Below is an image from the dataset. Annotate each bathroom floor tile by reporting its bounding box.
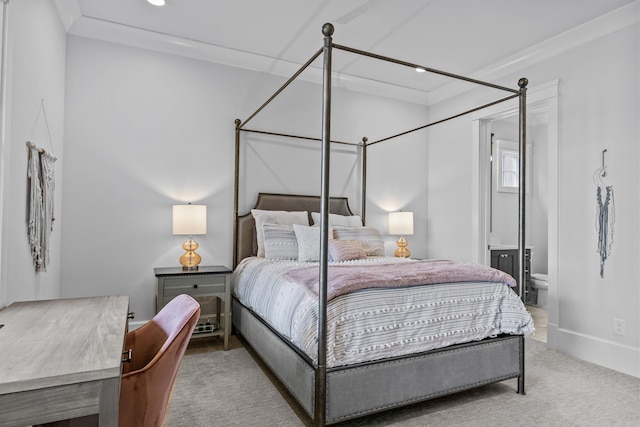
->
[526,304,547,343]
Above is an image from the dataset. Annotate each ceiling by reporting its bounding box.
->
[57,0,637,104]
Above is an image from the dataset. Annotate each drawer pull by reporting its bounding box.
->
[122,349,132,363]
[127,311,135,319]
[193,284,198,289]
[500,254,509,258]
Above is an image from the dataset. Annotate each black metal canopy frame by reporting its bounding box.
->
[233,22,528,426]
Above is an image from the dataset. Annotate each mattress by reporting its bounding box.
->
[232,256,534,368]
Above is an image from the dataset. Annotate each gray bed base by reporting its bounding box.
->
[233,297,524,424]
[232,193,525,424]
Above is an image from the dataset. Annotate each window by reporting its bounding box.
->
[501,149,519,189]
[496,139,531,194]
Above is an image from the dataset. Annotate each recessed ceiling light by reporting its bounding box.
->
[147,0,166,6]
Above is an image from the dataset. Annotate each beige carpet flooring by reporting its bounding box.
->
[165,331,639,427]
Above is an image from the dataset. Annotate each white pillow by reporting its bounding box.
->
[332,226,385,256]
[293,224,333,262]
[311,212,363,227]
[328,240,367,262]
[252,209,308,257]
[262,224,298,260]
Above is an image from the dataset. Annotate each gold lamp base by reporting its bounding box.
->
[394,236,411,258]
[179,237,201,270]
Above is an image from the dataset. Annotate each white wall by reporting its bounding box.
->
[424,110,478,262]
[0,0,66,307]
[427,23,639,377]
[528,118,549,274]
[489,119,523,248]
[548,23,639,378]
[62,35,428,323]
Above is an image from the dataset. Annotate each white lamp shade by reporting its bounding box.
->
[388,211,414,235]
[172,204,207,235]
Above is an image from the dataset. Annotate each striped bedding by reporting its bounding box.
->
[232,256,534,368]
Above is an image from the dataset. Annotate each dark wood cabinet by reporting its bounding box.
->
[490,248,531,297]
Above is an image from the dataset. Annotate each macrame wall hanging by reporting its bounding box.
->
[27,99,57,272]
[593,149,614,278]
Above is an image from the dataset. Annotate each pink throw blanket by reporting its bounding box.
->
[283,260,517,301]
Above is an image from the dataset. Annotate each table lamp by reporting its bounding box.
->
[173,204,207,269]
[389,211,414,258]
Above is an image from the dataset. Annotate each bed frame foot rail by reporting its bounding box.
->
[234,297,527,425]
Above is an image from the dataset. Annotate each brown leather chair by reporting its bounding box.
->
[119,293,200,426]
[37,293,200,427]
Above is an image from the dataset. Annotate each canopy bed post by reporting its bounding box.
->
[315,22,334,427]
[517,78,528,302]
[361,137,368,224]
[517,77,528,395]
[233,119,241,268]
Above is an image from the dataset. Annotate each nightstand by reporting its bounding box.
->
[154,265,232,350]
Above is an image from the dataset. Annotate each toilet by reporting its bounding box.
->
[530,273,548,309]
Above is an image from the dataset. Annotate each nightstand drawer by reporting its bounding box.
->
[161,275,227,297]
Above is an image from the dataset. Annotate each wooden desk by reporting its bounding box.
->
[0,296,129,427]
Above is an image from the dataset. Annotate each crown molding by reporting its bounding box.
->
[54,0,81,32]
[56,1,638,107]
[429,0,639,105]
[62,12,429,105]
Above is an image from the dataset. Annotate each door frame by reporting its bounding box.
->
[471,79,560,348]
[0,2,8,307]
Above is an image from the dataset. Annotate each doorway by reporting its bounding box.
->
[490,114,547,305]
[470,80,559,348]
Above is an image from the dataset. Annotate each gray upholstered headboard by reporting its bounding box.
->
[234,193,353,267]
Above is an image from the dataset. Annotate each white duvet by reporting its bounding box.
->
[232,256,534,368]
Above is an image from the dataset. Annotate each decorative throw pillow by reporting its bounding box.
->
[311,212,363,227]
[252,209,308,257]
[293,224,333,262]
[332,226,385,256]
[262,223,298,260]
[328,240,367,262]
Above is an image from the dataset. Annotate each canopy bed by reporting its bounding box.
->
[232,23,531,426]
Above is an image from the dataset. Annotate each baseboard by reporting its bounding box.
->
[548,323,639,378]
